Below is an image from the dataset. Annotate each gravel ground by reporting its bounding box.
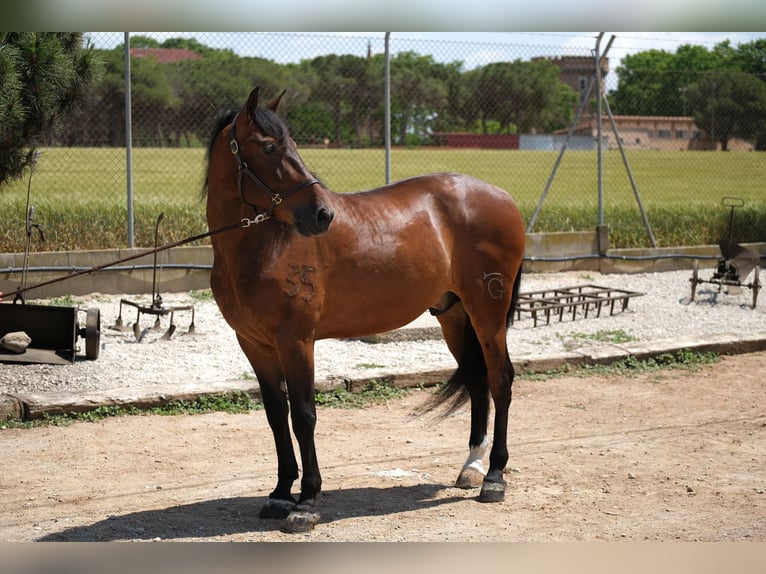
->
[1,268,763,396]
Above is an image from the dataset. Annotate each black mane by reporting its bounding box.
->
[252,106,289,144]
[202,106,290,198]
[201,108,238,198]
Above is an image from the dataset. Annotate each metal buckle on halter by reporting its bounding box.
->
[229,140,239,154]
[272,193,282,205]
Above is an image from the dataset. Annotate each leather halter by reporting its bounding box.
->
[228,112,320,226]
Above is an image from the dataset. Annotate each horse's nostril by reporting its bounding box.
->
[316,207,334,230]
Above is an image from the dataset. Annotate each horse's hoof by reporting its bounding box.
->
[259,498,295,519]
[455,467,484,489]
[281,508,321,533]
[478,478,506,503]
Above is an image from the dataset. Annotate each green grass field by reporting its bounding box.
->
[0,147,764,252]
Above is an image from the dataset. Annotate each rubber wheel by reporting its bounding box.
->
[85,308,101,360]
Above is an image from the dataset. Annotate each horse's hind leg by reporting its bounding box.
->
[450,262,520,503]
[436,302,491,489]
[463,303,515,503]
[480,345,514,503]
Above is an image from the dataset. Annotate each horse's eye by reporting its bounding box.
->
[263,143,277,155]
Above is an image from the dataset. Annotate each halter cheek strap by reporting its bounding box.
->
[229,113,319,226]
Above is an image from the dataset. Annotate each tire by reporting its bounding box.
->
[84,308,101,360]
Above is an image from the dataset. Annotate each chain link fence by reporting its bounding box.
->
[1,32,764,254]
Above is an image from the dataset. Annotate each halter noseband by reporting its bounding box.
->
[228,112,320,226]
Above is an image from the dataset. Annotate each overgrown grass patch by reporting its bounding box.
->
[520,349,719,381]
[188,288,214,302]
[1,148,763,252]
[578,349,719,377]
[0,391,260,429]
[3,197,761,252]
[354,362,387,369]
[528,204,766,248]
[2,352,721,429]
[0,198,208,252]
[1,381,411,429]
[556,329,639,352]
[314,379,408,409]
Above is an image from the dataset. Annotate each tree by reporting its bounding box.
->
[159,36,230,58]
[128,35,161,49]
[733,39,766,149]
[298,54,383,146]
[610,40,766,119]
[389,51,455,145]
[0,32,101,186]
[72,46,175,147]
[469,59,575,135]
[167,52,288,147]
[610,44,734,116]
[731,39,766,77]
[687,70,766,151]
[611,49,683,116]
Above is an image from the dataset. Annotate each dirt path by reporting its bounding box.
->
[1,351,764,542]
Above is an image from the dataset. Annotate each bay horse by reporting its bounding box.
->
[204,87,526,533]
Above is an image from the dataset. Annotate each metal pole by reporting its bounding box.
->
[526,75,596,233]
[594,33,604,227]
[124,32,134,248]
[384,32,391,185]
[602,94,657,247]
[529,33,616,236]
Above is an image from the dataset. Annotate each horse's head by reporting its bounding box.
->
[226,87,334,236]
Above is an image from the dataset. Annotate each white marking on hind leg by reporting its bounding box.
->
[455,435,489,488]
[463,435,489,474]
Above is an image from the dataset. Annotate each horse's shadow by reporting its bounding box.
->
[37,483,465,541]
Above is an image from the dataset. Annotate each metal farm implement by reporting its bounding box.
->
[514,284,644,327]
[689,197,761,309]
[1,202,221,364]
[111,213,196,341]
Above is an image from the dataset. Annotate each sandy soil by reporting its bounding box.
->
[1,351,764,542]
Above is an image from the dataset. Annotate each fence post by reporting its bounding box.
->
[384,32,391,185]
[124,32,134,248]
[595,33,605,228]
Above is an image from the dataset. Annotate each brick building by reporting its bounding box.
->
[545,56,754,151]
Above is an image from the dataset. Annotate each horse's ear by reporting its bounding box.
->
[245,87,260,124]
[266,90,286,113]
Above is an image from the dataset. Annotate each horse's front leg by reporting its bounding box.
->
[258,378,301,519]
[278,337,322,533]
[236,335,299,520]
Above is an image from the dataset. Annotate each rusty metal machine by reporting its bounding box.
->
[0,191,101,365]
[0,302,100,364]
[689,197,761,309]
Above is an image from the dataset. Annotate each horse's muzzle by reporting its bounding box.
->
[295,205,334,237]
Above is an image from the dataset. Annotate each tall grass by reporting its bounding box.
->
[0,147,764,252]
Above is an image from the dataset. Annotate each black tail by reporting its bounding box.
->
[426,312,486,417]
[427,266,522,417]
[508,264,523,327]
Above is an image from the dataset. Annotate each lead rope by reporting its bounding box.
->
[3,219,248,302]
[4,115,314,301]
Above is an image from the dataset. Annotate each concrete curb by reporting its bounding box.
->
[3,330,766,422]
